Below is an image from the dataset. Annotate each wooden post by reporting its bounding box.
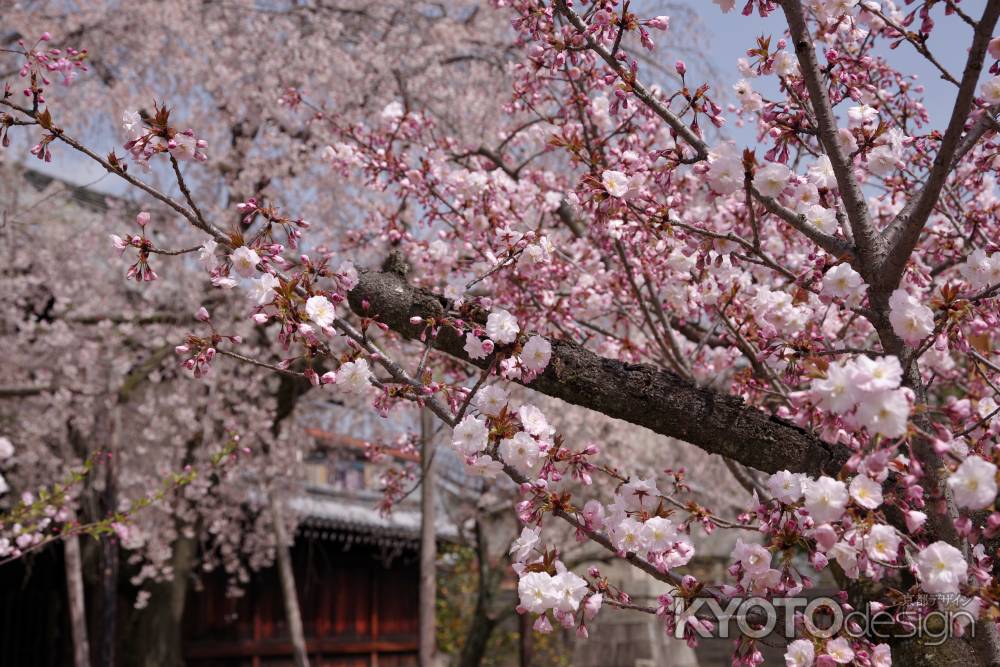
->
[97,406,120,667]
[271,495,311,667]
[63,527,91,667]
[418,409,437,667]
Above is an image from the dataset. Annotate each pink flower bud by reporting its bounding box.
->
[674,60,686,75]
[320,371,337,385]
[533,615,553,633]
[647,16,669,30]
[174,345,190,355]
[40,32,51,41]
[990,36,1000,61]
[252,313,269,324]
[136,211,150,227]
[905,510,927,533]
[584,593,603,620]
[811,523,838,551]
[195,306,210,321]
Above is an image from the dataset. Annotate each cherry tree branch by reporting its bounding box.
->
[348,269,849,476]
[751,185,856,261]
[554,0,709,162]
[0,99,228,242]
[779,0,880,270]
[870,8,960,87]
[881,0,1000,288]
[0,385,55,398]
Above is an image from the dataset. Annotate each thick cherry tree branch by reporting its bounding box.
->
[881,0,1000,289]
[348,269,849,476]
[780,0,881,271]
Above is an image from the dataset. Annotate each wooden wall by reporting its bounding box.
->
[183,532,420,667]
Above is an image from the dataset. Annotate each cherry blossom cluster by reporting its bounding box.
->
[810,355,912,439]
[511,526,601,636]
[121,103,207,166]
[110,211,159,282]
[12,32,88,99]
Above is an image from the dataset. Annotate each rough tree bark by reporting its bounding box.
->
[419,409,438,667]
[348,268,848,476]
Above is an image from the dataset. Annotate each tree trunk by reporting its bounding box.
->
[457,520,499,667]
[63,529,90,667]
[419,409,437,667]
[97,533,118,667]
[96,407,120,667]
[123,534,196,667]
[271,495,310,667]
[519,612,533,667]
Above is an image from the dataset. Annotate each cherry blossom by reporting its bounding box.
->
[230,246,261,278]
[849,474,883,510]
[888,288,934,346]
[784,639,815,667]
[600,170,629,198]
[334,358,372,395]
[915,542,968,594]
[767,470,804,504]
[947,456,999,511]
[304,295,335,327]
[803,476,848,523]
[521,335,552,372]
[452,416,489,456]
[485,308,519,345]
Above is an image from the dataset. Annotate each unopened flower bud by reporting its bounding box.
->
[647,16,669,30]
